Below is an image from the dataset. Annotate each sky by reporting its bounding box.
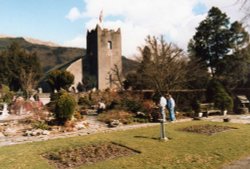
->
[0,0,248,58]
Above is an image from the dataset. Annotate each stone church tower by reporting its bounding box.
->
[85,25,122,90]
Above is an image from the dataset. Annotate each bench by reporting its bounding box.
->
[199,103,221,117]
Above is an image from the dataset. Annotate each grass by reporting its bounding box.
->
[0,121,250,169]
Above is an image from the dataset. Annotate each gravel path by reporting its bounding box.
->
[0,116,191,147]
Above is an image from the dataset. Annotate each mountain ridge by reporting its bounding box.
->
[0,37,138,75]
[0,34,62,47]
[0,37,84,72]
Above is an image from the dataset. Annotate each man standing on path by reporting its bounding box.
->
[159,95,167,122]
[166,94,176,121]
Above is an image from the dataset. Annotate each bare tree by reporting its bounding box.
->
[238,0,250,21]
[110,64,124,91]
[136,35,199,93]
[19,68,39,98]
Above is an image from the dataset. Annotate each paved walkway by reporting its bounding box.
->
[202,114,250,124]
[222,157,250,169]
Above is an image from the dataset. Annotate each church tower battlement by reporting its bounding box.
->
[86,24,122,90]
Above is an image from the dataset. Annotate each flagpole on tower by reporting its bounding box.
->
[99,10,103,28]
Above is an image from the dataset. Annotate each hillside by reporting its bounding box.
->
[0,37,84,72]
[0,37,139,75]
[122,56,139,75]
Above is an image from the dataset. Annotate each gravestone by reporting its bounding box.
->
[0,103,9,120]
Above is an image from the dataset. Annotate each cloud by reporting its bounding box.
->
[66,7,82,22]
[63,34,86,48]
[64,0,247,58]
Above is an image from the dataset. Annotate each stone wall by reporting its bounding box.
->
[66,58,83,92]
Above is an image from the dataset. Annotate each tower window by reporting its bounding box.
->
[108,41,112,49]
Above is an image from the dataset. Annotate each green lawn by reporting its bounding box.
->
[1,121,250,169]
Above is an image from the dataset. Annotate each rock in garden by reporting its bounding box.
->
[109,120,120,127]
[0,132,5,138]
[24,130,32,136]
[30,130,38,136]
[75,123,86,130]
[3,128,17,136]
[42,130,50,135]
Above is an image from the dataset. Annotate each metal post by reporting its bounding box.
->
[159,101,168,141]
[160,119,168,141]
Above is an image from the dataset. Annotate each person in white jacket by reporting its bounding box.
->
[159,95,167,122]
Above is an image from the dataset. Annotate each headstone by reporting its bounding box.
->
[0,103,9,120]
[19,105,24,115]
[38,88,43,93]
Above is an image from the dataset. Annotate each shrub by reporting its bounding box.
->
[46,92,60,112]
[206,79,224,102]
[54,91,77,124]
[191,100,201,114]
[148,108,161,122]
[97,110,133,124]
[74,111,85,120]
[206,79,233,111]
[123,99,143,112]
[152,92,161,103]
[133,118,149,123]
[78,96,92,109]
[32,121,50,130]
[78,96,91,105]
[133,100,156,122]
[63,121,76,132]
[50,92,60,102]
[142,100,155,110]
[0,85,15,104]
[109,100,120,110]
[214,92,233,111]
[10,98,43,114]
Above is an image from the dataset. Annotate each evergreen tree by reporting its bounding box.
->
[0,42,42,94]
[216,21,250,88]
[229,21,249,51]
[190,7,231,77]
[0,52,10,85]
[189,6,250,88]
[136,46,154,90]
[47,70,74,91]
